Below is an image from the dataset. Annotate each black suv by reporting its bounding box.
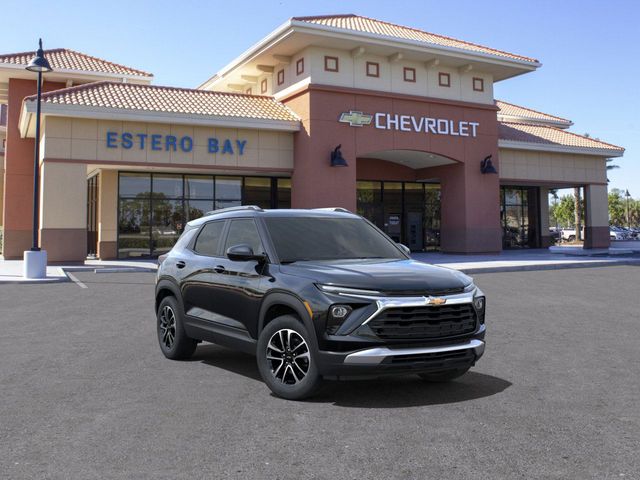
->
[155,206,486,400]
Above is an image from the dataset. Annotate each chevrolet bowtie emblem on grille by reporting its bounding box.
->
[338,111,373,127]
[427,297,447,305]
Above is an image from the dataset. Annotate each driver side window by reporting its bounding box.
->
[225,219,264,255]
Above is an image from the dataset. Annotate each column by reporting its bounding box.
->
[39,161,87,261]
[584,184,610,249]
[98,170,118,259]
[539,187,552,247]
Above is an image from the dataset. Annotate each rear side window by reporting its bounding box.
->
[225,219,264,255]
[194,221,226,256]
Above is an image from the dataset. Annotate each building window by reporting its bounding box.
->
[324,55,339,72]
[473,77,484,92]
[403,67,416,82]
[117,173,291,259]
[261,78,268,94]
[366,61,380,78]
[438,72,450,87]
[245,87,252,95]
[296,58,304,75]
[277,69,284,86]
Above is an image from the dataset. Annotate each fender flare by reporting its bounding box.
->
[155,278,184,314]
[258,291,316,345]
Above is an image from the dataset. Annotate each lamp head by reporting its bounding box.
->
[480,155,498,174]
[26,39,53,73]
[330,144,348,167]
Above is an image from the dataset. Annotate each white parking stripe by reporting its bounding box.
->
[66,272,88,289]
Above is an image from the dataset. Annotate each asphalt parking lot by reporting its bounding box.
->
[1,266,639,479]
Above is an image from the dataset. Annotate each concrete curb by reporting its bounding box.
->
[454,259,640,275]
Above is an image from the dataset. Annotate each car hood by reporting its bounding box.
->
[279,259,471,294]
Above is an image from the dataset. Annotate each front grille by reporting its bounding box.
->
[388,349,475,366]
[367,303,477,340]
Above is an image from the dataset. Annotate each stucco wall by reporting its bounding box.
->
[272,46,494,104]
[499,148,607,184]
[41,117,294,171]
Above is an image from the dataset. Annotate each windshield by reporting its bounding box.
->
[264,217,405,263]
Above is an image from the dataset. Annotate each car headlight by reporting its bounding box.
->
[316,284,382,297]
[463,282,477,293]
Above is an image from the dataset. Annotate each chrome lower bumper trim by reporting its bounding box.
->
[343,339,485,365]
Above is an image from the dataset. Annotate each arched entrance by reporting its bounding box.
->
[356,151,458,251]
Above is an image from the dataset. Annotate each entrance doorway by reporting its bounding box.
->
[86,174,99,258]
[500,186,540,248]
[356,181,441,251]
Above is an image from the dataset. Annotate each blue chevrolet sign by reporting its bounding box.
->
[106,132,247,155]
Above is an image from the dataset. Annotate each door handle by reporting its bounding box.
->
[214,265,226,274]
[176,261,186,269]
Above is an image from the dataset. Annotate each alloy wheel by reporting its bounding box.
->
[266,328,310,385]
[159,305,177,349]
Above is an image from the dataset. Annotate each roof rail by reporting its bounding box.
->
[204,205,263,216]
[313,207,353,213]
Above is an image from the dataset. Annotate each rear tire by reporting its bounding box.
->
[418,367,470,383]
[256,315,323,400]
[157,296,197,360]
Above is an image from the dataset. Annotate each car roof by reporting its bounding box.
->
[185,207,360,228]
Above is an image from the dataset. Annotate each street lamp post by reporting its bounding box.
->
[625,189,631,230]
[23,39,52,279]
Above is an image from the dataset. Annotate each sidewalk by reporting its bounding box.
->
[1,249,638,283]
[0,258,157,284]
[414,248,640,274]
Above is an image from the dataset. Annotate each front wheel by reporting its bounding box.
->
[256,315,323,400]
[418,367,470,383]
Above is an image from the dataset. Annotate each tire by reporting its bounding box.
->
[567,235,576,242]
[256,315,323,400]
[157,296,197,360]
[418,367,470,383]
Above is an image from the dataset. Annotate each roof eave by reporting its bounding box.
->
[499,140,624,158]
[20,100,300,138]
[199,19,540,90]
[497,115,574,129]
[0,61,153,81]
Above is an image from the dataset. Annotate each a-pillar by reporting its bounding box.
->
[98,170,118,259]
[39,162,87,261]
[539,187,552,247]
[584,184,610,249]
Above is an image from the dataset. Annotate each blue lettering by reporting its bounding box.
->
[208,138,219,153]
[236,140,247,155]
[222,139,234,155]
[180,136,193,152]
[106,131,117,148]
[121,132,133,149]
[151,134,162,151]
[165,135,177,151]
[137,133,147,149]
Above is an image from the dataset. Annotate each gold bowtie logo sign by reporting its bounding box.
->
[427,297,447,305]
[338,111,373,127]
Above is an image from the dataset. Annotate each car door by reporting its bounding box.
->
[181,219,228,323]
[212,217,270,338]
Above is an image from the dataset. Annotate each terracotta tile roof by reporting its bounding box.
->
[293,14,539,64]
[0,48,152,77]
[496,100,572,126]
[26,81,299,122]
[499,121,624,153]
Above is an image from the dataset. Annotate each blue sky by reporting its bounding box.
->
[2,0,638,195]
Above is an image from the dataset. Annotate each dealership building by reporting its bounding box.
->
[0,14,624,261]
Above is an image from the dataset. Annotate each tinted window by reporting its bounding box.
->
[194,221,226,256]
[225,219,264,255]
[264,217,404,262]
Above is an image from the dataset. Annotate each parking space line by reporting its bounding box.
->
[66,271,88,289]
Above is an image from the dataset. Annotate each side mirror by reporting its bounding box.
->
[226,244,266,262]
[397,243,411,255]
